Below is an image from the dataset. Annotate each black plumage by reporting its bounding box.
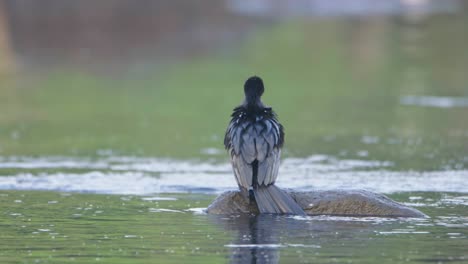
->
[224,76,305,215]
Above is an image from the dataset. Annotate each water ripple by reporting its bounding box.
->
[0,155,466,195]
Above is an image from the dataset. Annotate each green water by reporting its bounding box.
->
[1,191,467,263]
[1,16,467,170]
[1,9,468,264]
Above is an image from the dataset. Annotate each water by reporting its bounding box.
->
[1,2,468,263]
[0,156,467,263]
[1,190,467,263]
[0,155,467,194]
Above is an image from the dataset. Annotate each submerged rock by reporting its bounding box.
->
[207,189,427,218]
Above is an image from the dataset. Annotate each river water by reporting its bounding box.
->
[0,155,467,263]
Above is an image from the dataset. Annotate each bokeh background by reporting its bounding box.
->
[0,0,467,170]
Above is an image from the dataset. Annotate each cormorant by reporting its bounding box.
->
[224,76,305,215]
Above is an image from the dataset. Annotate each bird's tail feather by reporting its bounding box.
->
[253,185,305,215]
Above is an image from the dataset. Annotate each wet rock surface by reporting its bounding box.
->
[207,189,427,218]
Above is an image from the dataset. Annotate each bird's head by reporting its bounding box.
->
[244,76,264,106]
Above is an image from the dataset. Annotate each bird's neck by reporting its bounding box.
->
[243,97,264,113]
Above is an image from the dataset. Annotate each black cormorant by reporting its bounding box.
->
[224,76,305,215]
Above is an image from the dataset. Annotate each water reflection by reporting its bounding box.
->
[215,215,282,264]
[211,214,393,263]
[211,211,467,263]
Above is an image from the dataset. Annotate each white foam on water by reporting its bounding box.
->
[0,155,467,195]
[0,156,108,169]
[400,95,468,108]
[148,208,184,213]
[279,170,468,193]
[141,197,178,201]
[0,171,161,195]
[225,243,321,249]
[378,231,430,235]
[0,155,389,173]
[291,215,403,223]
[186,208,208,215]
[286,244,321,248]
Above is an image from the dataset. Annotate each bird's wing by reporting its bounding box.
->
[231,152,252,189]
[258,147,282,185]
[256,118,282,186]
[225,117,254,190]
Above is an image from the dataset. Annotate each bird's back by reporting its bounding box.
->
[224,106,284,190]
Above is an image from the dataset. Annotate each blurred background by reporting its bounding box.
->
[0,0,467,170]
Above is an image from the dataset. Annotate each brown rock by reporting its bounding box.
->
[207,189,427,218]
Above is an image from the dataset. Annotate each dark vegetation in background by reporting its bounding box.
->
[3,0,264,66]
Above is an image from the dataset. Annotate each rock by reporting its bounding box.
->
[206,189,427,218]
